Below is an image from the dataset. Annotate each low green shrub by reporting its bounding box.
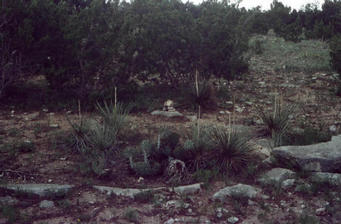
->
[282,126,331,146]
[123,208,139,223]
[173,125,212,172]
[192,169,218,188]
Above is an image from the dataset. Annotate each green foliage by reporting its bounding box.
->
[296,211,320,224]
[192,169,218,188]
[257,97,296,147]
[209,126,254,175]
[187,80,217,110]
[250,35,331,73]
[330,35,341,77]
[0,204,21,224]
[123,208,139,223]
[249,38,264,55]
[150,129,180,162]
[125,128,181,177]
[173,125,212,172]
[67,102,128,176]
[0,140,35,157]
[282,126,331,146]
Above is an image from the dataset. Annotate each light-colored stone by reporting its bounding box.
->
[281,179,296,189]
[93,185,166,198]
[309,172,341,187]
[257,168,296,186]
[227,216,239,224]
[212,184,262,202]
[315,207,327,216]
[272,135,341,172]
[0,184,74,197]
[164,218,175,224]
[173,183,202,195]
[39,200,55,208]
[151,110,184,118]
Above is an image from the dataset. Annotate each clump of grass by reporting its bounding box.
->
[209,125,254,175]
[123,208,139,223]
[257,95,296,147]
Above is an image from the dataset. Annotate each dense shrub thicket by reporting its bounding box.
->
[0,0,249,100]
[1,0,341,102]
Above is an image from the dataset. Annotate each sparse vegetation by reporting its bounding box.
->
[0,0,341,223]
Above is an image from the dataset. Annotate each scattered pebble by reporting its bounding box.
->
[227,216,239,224]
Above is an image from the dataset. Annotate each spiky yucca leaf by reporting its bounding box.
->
[210,126,254,175]
[256,100,296,147]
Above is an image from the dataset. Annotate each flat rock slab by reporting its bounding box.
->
[173,183,202,195]
[309,172,341,187]
[93,186,166,198]
[258,168,296,186]
[0,184,74,197]
[151,110,184,118]
[212,184,262,202]
[272,135,341,172]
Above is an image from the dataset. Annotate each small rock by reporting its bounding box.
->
[188,208,193,213]
[329,125,337,132]
[217,212,223,218]
[48,179,53,183]
[235,106,244,113]
[248,200,256,206]
[227,216,239,224]
[49,124,59,128]
[315,207,326,216]
[164,218,175,224]
[281,179,295,190]
[39,200,55,208]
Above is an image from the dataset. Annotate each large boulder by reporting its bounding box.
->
[212,184,262,202]
[271,135,341,172]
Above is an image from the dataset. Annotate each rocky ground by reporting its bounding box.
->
[1,35,341,223]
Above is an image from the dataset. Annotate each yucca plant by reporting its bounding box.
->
[210,125,254,175]
[187,80,217,111]
[96,101,129,138]
[257,95,296,147]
